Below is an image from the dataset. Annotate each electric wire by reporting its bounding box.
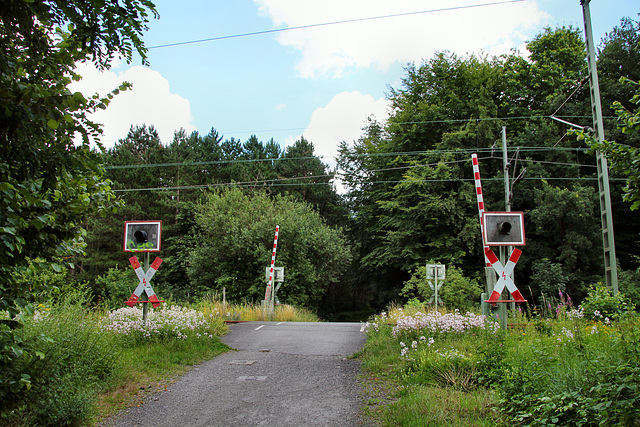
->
[105,156,319,170]
[147,0,527,50]
[223,115,617,138]
[110,154,608,192]
[113,175,626,192]
[104,145,595,171]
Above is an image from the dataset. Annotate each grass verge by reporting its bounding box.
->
[357,319,502,426]
[358,303,640,426]
[93,337,229,423]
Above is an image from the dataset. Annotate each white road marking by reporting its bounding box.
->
[255,325,265,330]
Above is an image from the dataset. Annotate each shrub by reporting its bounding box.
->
[392,309,495,341]
[370,308,498,393]
[532,258,568,297]
[495,315,640,426]
[618,268,640,312]
[4,301,118,426]
[581,283,634,321]
[362,301,640,426]
[94,267,137,310]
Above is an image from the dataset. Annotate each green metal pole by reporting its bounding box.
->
[142,252,150,326]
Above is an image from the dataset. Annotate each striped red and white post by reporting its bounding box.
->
[264,225,280,302]
[472,154,491,267]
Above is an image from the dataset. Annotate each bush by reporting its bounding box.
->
[495,315,640,426]
[581,283,634,321]
[618,268,640,312]
[362,301,640,426]
[102,304,225,346]
[532,258,568,297]
[4,300,118,426]
[94,267,137,310]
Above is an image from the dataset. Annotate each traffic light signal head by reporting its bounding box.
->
[482,212,525,246]
[124,221,162,252]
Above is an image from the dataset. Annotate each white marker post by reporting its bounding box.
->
[426,264,445,307]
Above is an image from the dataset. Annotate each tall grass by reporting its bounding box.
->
[3,299,118,426]
[361,307,503,426]
[360,305,640,426]
[195,295,320,322]
[2,299,229,425]
[382,386,500,427]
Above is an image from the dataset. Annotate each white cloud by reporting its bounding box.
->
[302,91,389,162]
[70,62,196,147]
[254,0,549,78]
[295,91,388,194]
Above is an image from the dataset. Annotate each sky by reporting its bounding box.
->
[71,0,640,167]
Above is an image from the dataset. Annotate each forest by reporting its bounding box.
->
[29,16,640,320]
[60,15,640,320]
[3,3,640,422]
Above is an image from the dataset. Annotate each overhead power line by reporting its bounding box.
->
[113,175,625,193]
[110,153,608,193]
[105,156,319,170]
[104,146,594,171]
[220,114,617,140]
[148,0,526,50]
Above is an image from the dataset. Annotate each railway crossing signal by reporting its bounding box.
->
[482,212,525,246]
[484,248,526,305]
[472,155,527,330]
[264,226,280,313]
[126,256,163,308]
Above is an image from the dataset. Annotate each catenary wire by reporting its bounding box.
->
[104,145,595,170]
[110,154,607,192]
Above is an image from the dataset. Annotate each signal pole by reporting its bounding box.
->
[502,127,515,310]
[581,0,619,294]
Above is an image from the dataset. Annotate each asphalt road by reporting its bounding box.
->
[101,321,368,427]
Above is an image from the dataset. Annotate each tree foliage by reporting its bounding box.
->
[185,188,352,309]
[0,0,157,404]
[338,23,640,305]
[579,77,640,210]
[400,264,482,310]
[78,128,343,302]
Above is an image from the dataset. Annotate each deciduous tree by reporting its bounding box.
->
[0,0,157,402]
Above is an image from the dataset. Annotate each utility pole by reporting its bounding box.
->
[581,0,619,294]
[502,127,510,213]
[502,127,515,310]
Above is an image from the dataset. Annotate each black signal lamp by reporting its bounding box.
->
[134,230,148,243]
[498,221,512,234]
